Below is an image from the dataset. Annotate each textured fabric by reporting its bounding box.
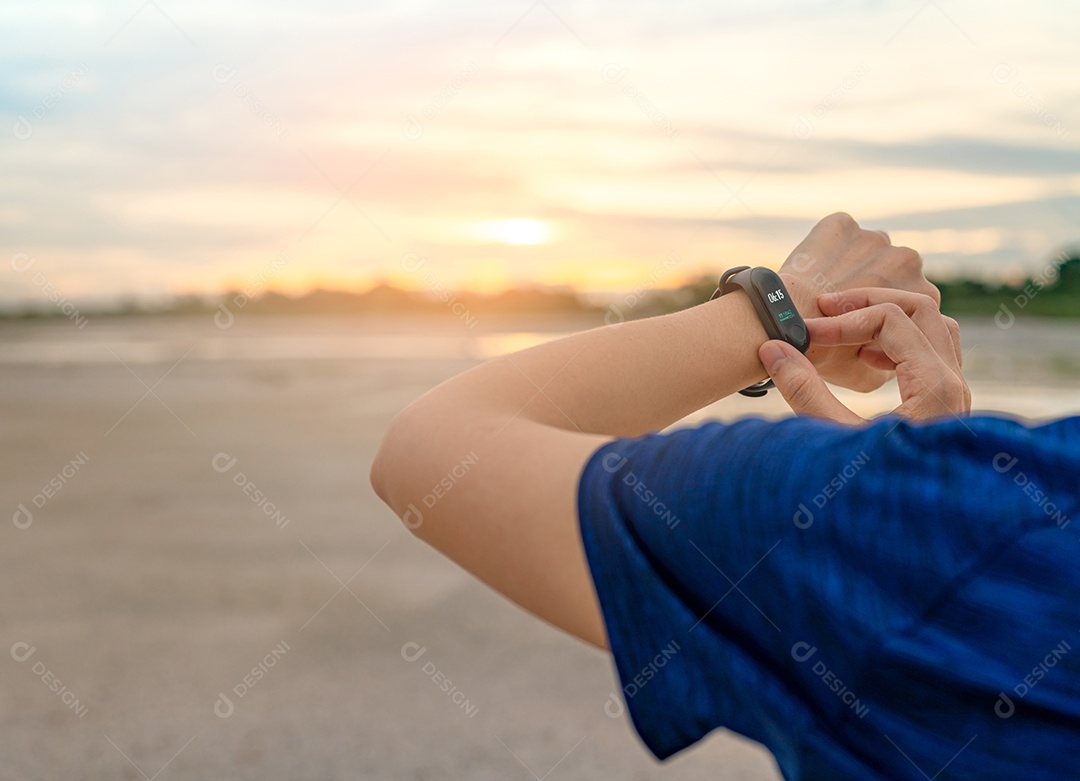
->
[577,414,1080,780]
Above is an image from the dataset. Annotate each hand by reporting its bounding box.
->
[758,288,971,424]
[778,212,941,392]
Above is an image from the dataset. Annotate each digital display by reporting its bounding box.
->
[750,268,810,351]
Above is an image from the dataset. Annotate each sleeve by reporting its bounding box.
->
[575,414,1072,767]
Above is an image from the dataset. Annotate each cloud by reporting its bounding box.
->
[3,0,1080,301]
[839,137,1080,177]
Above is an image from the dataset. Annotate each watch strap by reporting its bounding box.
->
[710,266,807,397]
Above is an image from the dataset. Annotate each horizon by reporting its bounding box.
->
[5,247,1079,320]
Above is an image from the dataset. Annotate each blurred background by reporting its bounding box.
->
[2,1,1079,778]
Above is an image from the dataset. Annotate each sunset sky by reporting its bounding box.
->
[3,0,1079,307]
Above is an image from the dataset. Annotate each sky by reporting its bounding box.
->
[3,0,1079,307]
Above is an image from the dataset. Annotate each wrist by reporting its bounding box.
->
[701,286,772,394]
[778,272,821,321]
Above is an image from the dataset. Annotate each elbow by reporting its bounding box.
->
[371,374,488,539]
[369,403,426,536]
[370,412,403,514]
[368,441,391,509]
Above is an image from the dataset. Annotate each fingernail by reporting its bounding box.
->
[759,341,788,373]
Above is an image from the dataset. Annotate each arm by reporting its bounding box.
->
[370,274,770,648]
[369,213,949,648]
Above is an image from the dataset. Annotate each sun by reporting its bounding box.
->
[477,218,551,246]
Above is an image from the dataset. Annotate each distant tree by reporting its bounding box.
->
[1055,254,1080,293]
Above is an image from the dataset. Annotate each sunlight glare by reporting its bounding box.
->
[479,218,551,245]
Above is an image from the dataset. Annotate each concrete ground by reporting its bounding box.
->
[2,312,1078,779]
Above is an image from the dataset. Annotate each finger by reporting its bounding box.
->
[809,304,963,417]
[807,303,942,371]
[858,345,897,373]
[939,315,972,411]
[942,315,963,368]
[895,360,971,420]
[759,341,863,425]
[818,288,957,372]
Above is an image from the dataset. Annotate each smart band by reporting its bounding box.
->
[710,266,811,397]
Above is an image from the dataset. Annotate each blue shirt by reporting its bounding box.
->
[577,414,1080,780]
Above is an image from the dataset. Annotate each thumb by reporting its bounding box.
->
[758,340,863,424]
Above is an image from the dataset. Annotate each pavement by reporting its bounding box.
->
[3,311,1078,779]
[0,313,781,780]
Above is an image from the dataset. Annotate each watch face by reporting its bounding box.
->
[751,268,810,351]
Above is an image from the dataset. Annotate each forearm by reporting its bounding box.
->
[410,290,772,440]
